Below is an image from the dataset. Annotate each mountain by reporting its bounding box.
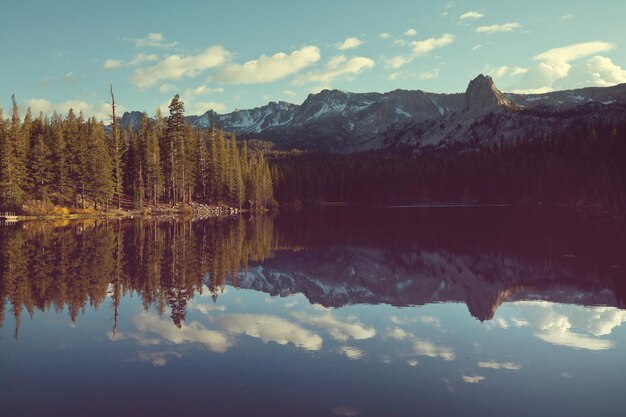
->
[228,244,623,321]
[463,73,515,114]
[120,75,626,153]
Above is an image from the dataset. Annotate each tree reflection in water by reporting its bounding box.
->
[1,207,624,338]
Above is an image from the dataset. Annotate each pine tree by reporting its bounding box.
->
[0,97,27,209]
[65,109,88,207]
[194,130,209,200]
[207,134,218,203]
[165,95,185,203]
[27,133,51,200]
[182,126,197,203]
[11,96,28,205]
[49,112,70,206]
[241,141,251,204]
[143,113,163,205]
[229,137,244,208]
[0,107,17,209]
[108,84,125,209]
[136,160,145,209]
[214,130,228,204]
[16,106,31,197]
[127,123,146,209]
[86,118,114,209]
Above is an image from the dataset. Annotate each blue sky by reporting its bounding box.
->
[2,0,626,119]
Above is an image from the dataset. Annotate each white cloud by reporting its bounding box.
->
[309,85,332,94]
[293,312,376,342]
[104,59,123,70]
[412,339,456,361]
[220,314,323,351]
[131,46,230,89]
[575,306,626,336]
[378,32,392,39]
[387,327,413,341]
[24,98,54,114]
[478,361,522,370]
[292,55,375,86]
[388,316,417,325]
[23,98,117,121]
[104,53,158,70]
[216,45,320,84]
[108,331,161,346]
[462,375,485,383]
[536,327,614,350]
[404,29,417,36]
[510,318,529,327]
[283,89,297,98]
[485,316,511,329]
[132,311,231,353]
[159,84,176,93]
[129,53,159,66]
[510,87,555,94]
[187,299,226,314]
[534,42,615,66]
[407,359,419,367]
[285,299,299,308]
[514,301,624,351]
[184,85,225,97]
[134,32,178,49]
[476,22,522,34]
[459,11,484,21]
[419,66,442,80]
[137,351,182,367]
[513,41,620,92]
[339,346,365,360]
[386,34,454,70]
[387,55,412,69]
[189,101,226,115]
[412,34,454,55]
[493,66,509,77]
[472,44,483,51]
[419,316,442,327]
[561,14,573,20]
[337,37,364,50]
[511,67,529,76]
[570,55,626,87]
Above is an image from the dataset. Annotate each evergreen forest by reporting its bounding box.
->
[1,93,625,216]
[0,94,274,215]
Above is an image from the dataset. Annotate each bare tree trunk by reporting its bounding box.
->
[170,137,175,204]
[110,84,122,210]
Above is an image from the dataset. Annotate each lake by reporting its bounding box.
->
[1,207,625,417]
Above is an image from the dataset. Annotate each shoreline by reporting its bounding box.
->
[4,201,623,222]
[5,202,262,222]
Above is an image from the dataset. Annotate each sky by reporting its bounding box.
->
[2,0,626,120]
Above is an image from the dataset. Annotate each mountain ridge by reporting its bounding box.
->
[120,75,626,152]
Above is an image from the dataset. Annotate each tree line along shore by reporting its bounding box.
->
[0,91,274,218]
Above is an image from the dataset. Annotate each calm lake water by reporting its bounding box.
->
[1,207,625,417]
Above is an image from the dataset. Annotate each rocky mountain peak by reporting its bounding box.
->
[463,74,514,114]
[119,111,146,131]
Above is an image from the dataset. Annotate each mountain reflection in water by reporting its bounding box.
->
[1,207,625,417]
[1,207,623,332]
